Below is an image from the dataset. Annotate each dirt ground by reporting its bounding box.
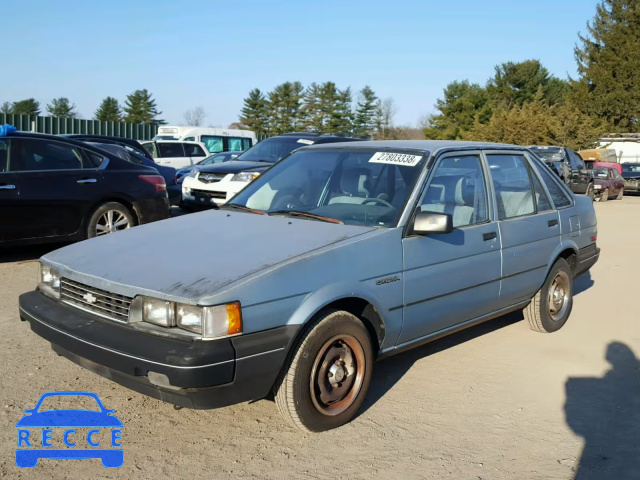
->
[1,198,639,480]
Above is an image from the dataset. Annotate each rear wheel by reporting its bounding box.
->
[617,187,624,200]
[87,202,135,238]
[275,310,373,432]
[524,258,573,333]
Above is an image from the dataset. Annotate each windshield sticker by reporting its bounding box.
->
[369,152,422,167]
[297,139,314,145]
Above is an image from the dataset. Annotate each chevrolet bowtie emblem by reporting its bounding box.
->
[83,292,97,304]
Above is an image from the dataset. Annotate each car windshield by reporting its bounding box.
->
[198,153,232,166]
[622,164,640,173]
[230,148,426,227]
[235,137,313,163]
[529,147,565,162]
[592,168,609,179]
[36,395,101,412]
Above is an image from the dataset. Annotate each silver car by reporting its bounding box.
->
[20,141,599,432]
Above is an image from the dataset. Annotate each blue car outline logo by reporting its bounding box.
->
[15,391,123,468]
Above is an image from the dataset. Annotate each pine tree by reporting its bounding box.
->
[11,98,40,116]
[353,86,378,138]
[46,97,77,118]
[327,87,353,134]
[268,82,304,134]
[573,0,640,130]
[300,83,325,132]
[239,89,269,136]
[94,97,122,122]
[123,89,164,125]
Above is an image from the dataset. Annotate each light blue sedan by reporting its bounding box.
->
[20,141,599,432]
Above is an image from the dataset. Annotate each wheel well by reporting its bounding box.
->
[557,248,577,273]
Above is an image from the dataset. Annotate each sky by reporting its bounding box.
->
[2,0,599,128]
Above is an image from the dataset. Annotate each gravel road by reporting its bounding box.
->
[1,197,639,479]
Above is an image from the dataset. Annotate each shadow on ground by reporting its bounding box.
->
[565,342,640,479]
[574,271,594,296]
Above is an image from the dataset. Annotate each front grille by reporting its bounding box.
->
[60,278,132,322]
[198,173,224,184]
[192,189,226,199]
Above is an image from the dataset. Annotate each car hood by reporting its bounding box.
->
[194,160,271,175]
[42,211,377,302]
[16,410,122,427]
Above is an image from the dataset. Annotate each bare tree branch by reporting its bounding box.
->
[183,107,206,126]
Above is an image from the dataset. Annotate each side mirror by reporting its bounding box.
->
[412,211,453,235]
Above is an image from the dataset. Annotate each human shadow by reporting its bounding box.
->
[574,271,595,296]
[565,342,640,479]
[360,309,524,415]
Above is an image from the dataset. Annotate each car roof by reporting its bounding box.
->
[144,140,204,145]
[300,139,528,154]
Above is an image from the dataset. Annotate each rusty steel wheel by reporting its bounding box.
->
[275,310,373,432]
[310,335,366,416]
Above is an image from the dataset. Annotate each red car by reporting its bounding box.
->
[591,167,625,202]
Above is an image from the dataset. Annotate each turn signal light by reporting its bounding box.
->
[226,302,242,335]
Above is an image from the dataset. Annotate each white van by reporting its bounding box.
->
[154,126,257,155]
[140,140,209,168]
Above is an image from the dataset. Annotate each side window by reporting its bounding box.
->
[570,150,585,169]
[534,161,572,208]
[612,169,622,179]
[202,136,224,153]
[486,154,534,219]
[420,154,488,228]
[11,139,84,171]
[158,143,185,158]
[183,136,195,141]
[531,171,552,211]
[184,143,206,157]
[228,137,251,151]
[82,150,105,168]
[143,142,158,158]
[0,139,8,172]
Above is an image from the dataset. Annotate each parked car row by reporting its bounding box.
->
[19,139,600,431]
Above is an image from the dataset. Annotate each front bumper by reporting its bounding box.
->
[19,291,297,409]
[133,196,170,224]
[575,243,600,277]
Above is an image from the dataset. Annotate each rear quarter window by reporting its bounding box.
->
[534,161,572,208]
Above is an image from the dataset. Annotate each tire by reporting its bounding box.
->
[86,202,135,239]
[275,310,373,432]
[524,258,573,333]
[594,188,608,202]
[616,187,624,200]
[585,183,595,201]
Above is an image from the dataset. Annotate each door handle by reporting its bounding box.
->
[0,184,16,190]
[483,232,497,241]
[548,219,559,227]
[77,178,97,184]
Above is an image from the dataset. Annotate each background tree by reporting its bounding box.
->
[123,89,164,125]
[374,97,397,139]
[300,83,325,132]
[352,86,378,138]
[486,60,568,108]
[0,102,12,114]
[423,81,489,140]
[183,106,206,126]
[46,97,77,118]
[268,81,304,135]
[327,87,353,134]
[94,97,122,122]
[239,88,270,136]
[572,0,640,130]
[11,98,40,116]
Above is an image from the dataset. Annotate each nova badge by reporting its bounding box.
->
[376,276,400,286]
[83,293,97,304]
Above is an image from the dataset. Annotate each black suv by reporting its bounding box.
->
[528,146,594,199]
[0,131,170,247]
[181,133,364,209]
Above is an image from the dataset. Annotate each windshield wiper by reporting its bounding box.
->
[267,210,343,224]
[221,203,266,215]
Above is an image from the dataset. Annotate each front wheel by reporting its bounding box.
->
[585,183,595,201]
[275,310,373,432]
[594,188,608,202]
[524,258,573,333]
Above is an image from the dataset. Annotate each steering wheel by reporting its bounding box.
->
[362,197,394,208]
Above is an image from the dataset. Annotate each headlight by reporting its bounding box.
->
[187,169,199,178]
[231,171,260,182]
[130,297,242,339]
[183,186,191,195]
[39,264,61,299]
